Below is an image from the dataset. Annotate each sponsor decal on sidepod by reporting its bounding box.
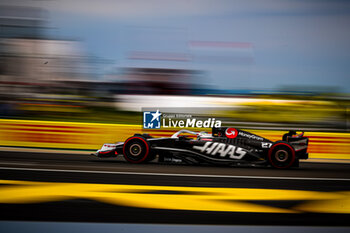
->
[193,142,246,159]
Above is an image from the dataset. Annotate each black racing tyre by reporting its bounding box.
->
[123,136,150,164]
[268,141,296,169]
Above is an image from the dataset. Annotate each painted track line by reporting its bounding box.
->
[0,166,350,181]
[0,162,38,166]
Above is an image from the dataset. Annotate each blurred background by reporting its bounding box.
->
[0,0,349,130]
[1,2,350,232]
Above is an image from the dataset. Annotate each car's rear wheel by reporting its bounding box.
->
[268,141,295,169]
[123,136,150,163]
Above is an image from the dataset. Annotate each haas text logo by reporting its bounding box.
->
[193,141,246,159]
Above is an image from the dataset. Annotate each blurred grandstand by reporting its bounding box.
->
[0,4,349,131]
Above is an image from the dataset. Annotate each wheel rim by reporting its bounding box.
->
[129,144,142,156]
[275,149,288,162]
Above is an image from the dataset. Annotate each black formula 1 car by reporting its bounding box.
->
[92,127,309,169]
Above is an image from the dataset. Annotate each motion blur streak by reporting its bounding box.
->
[0,179,349,214]
[0,119,349,159]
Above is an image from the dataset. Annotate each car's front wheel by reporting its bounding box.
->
[123,136,151,163]
[268,141,296,169]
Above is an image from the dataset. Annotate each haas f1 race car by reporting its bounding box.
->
[93,127,309,169]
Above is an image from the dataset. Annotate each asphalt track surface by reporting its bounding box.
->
[0,150,350,226]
